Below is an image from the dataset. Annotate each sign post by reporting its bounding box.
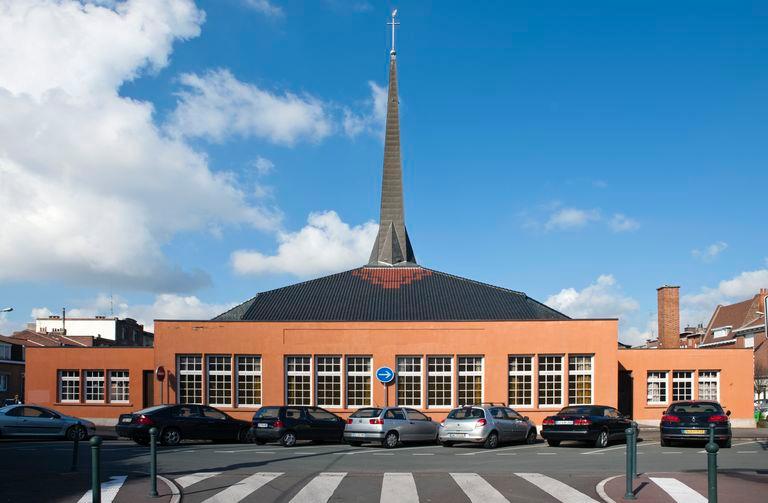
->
[375,366,395,407]
[155,366,166,405]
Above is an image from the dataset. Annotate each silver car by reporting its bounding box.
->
[344,407,440,448]
[0,404,96,440]
[439,405,537,449]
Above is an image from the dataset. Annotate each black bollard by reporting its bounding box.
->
[149,427,158,497]
[705,423,719,503]
[90,436,102,503]
[624,427,636,500]
[70,422,80,472]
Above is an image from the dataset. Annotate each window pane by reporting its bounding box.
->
[538,356,563,407]
[237,356,262,407]
[568,355,593,405]
[85,370,105,403]
[698,371,719,401]
[207,356,232,407]
[647,371,668,404]
[458,357,483,406]
[346,357,372,407]
[397,357,422,407]
[508,356,533,407]
[109,371,129,403]
[178,355,203,404]
[427,356,452,408]
[672,371,693,401]
[316,356,342,407]
[286,356,311,406]
[59,370,80,402]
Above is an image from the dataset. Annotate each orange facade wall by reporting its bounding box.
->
[25,347,154,424]
[617,348,754,427]
[151,319,619,425]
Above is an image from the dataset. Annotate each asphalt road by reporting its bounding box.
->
[1,432,766,502]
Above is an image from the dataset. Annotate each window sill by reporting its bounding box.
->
[54,402,134,407]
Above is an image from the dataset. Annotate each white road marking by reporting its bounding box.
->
[158,475,181,503]
[516,473,599,503]
[537,452,557,455]
[373,453,394,456]
[413,453,434,456]
[381,473,419,503]
[291,451,315,455]
[496,453,517,456]
[175,472,221,489]
[289,472,346,503]
[76,475,127,503]
[213,449,275,454]
[450,473,508,502]
[650,477,707,503]
[595,475,621,503]
[202,472,283,503]
[581,444,628,455]
[737,451,757,454]
[662,451,682,454]
[346,445,441,455]
[454,443,546,456]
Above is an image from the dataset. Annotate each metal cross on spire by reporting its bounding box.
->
[388,9,399,55]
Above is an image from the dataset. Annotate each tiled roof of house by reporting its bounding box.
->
[213,266,569,322]
[701,293,767,346]
[9,329,93,347]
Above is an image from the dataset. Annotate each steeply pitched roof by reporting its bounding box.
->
[701,293,767,346]
[213,266,569,322]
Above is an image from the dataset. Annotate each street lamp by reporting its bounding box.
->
[0,307,12,313]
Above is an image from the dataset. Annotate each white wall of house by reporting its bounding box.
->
[35,318,117,340]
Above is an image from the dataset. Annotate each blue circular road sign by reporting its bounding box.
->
[375,366,395,384]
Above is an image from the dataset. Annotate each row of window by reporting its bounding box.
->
[58,370,129,403]
[174,354,594,409]
[647,370,719,404]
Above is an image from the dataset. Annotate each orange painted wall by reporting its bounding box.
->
[152,319,619,425]
[617,348,754,427]
[25,347,154,422]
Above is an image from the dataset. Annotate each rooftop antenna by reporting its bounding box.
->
[387,9,399,55]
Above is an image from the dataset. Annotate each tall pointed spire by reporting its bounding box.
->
[369,9,416,266]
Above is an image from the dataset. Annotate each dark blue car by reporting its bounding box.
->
[540,405,635,448]
[660,401,732,448]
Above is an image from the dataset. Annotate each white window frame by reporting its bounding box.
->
[508,356,534,407]
[537,355,564,408]
[286,356,312,406]
[397,356,423,408]
[713,326,731,339]
[427,356,453,409]
[316,356,342,408]
[108,370,129,403]
[84,370,105,403]
[647,371,668,405]
[207,355,233,407]
[698,370,720,401]
[236,355,262,408]
[458,356,484,406]
[59,370,80,403]
[177,355,203,404]
[346,356,373,408]
[672,371,694,402]
[568,355,594,405]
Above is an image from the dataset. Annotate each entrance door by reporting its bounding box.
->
[618,370,633,418]
[142,370,154,408]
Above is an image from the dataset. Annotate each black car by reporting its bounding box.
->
[660,401,732,448]
[541,405,635,448]
[116,404,251,446]
[251,406,345,447]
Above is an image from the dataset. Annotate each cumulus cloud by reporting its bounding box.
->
[167,69,333,145]
[524,204,639,233]
[692,241,728,262]
[681,266,768,326]
[609,213,640,232]
[546,275,639,319]
[545,208,601,231]
[243,0,284,17]
[343,81,387,137]
[0,1,281,292]
[232,211,378,277]
[252,156,275,176]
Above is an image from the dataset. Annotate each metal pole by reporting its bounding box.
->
[632,422,638,478]
[705,424,719,503]
[90,436,102,503]
[70,422,80,471]
[624,427,636,500]
[149,427,158,497]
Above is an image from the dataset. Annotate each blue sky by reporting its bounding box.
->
[0,1,766,344]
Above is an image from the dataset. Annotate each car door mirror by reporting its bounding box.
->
[726,410,731,416]
[523,416,529,422]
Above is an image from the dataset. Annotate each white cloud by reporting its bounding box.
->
[545,208,601,231]
[243,0,284,17]
[252,156,275,176]
[681,265,768,326]
[692,241,728,262]
[609,213,640,232]
[167,69,333,145]
[343,81,387,137]
[232,211,378,277]
[0,1,281,292]
[546,274,639,319]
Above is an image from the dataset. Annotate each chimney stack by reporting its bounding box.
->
[657,285,680,349]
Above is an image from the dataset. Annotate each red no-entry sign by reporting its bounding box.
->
[156,366,166,382]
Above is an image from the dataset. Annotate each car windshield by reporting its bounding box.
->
[137,405,168,415]
[668,403,723,414]
[558,406,600,416]
[447,408,484,419]
[350,408,383,418]
[254,407,281,419]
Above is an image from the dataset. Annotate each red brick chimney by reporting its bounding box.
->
[657,285,680,349]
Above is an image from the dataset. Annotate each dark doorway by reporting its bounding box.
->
[618,369,633,418]
[142,370,154,408]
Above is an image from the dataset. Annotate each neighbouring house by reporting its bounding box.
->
[34,316,153,347]
[0,336,26,403]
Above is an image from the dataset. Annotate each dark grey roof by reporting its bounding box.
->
[213,266,568,322]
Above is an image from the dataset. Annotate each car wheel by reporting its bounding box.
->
[66,425,87,442]
[546,439,561,447]
[718,438,732,448]
[441,441,454,447]
[161,427,181,446]
[483,431,499,449]
[660,437,671,447]
[280,431,297,447]
[238,428,254,443]
[255,439,267,445]
[594,430,609,448]
[383,431,399,449]
[525,429,537,445]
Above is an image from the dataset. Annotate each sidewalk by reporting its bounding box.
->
[602,471,768,502]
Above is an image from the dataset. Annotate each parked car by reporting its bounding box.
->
[251,406,345,447]
[116,404,251,446]
[344,407,439,448]
[541,405,634,448]
[660,401,732,448]
[439,405,537,449]
[0,404,96,440]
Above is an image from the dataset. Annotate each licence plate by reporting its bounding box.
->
[555,420,573,425]
[449,433,466,438]
[257,422,269,428]
[121,417,132,423]
[683,429,706,435]
[349,432,365,437]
